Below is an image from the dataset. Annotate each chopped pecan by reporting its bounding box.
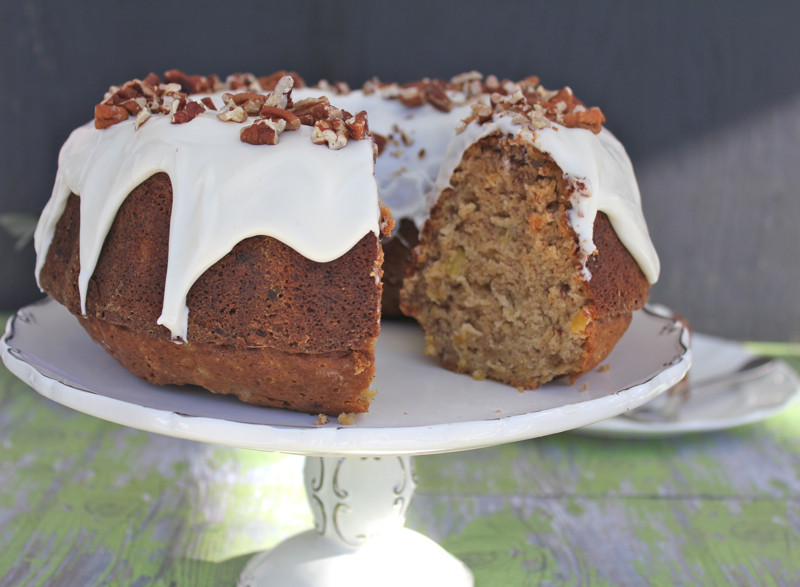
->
[217,106,248,123]
[390,78,459,110]
[260,105,301,131]
[345,110,369,139]
[134,108,151,129]
[172,100,206,124]
[94,104,129,129]
[200,96,217,110]
[471,102,494,124]
[168,94,187,116]
[143,72,161,87]
[484,75,501,92]
[240,119,286,145]
[290,96,331,126]
[259,70,306,91]
[315,79,351,94]
[372,132,387,155]
[311,118,348,149]
[319,103,349,121]
[398,83,425,108]
[561,106,606,134]
[119,99,143,115]
[163,69,217,94]
[222,92,267,115]
[264,75,295,109]
[450,71,483,85]
[424,79,452,112]
[159,82,184,96]
[379,203,395,238]
[361,77,383,95]
[159,92,185,116]
[227,72,260,91]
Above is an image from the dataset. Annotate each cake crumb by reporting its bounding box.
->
[314,414,329,426]
[338,412,356,426]
[580,382,590,392]
[596,363,611,373]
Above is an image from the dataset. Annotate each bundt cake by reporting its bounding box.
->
[34,69,660,415]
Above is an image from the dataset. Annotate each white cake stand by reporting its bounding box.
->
[2,299,690,586]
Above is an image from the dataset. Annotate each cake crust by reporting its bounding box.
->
[39,172,384,415]
[78,315,375,413]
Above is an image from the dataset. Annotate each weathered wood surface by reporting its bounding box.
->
[0,326,798,586]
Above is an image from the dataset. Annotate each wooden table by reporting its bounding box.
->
[0,312,797,586]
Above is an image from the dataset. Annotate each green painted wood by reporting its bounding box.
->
[411,403,800,586]
[1,312,798,585]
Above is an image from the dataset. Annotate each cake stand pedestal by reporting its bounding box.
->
[239,455,471,586]
[2,299,690,586]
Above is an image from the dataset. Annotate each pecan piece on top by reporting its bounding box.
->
[291,96,331,126]
[259,70,306,91]
[264,75,295,110]
[118,99,143,115]
[94,104,129,129]
[222,92,267,115]
[143,72,161,87]
[240,119,287,145]
[217,106,248,123]
[227,72,260,91]
[372,132,387,155]
[172,100,206,124]
[260,105,301,131]
[345,110,369,139]
[398,83,425,108]
[561,107,606,134]
[311,118,348,149]
[163,69,219,94]
[424,79,452,112]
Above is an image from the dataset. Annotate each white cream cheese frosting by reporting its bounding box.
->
[35,90,380,340]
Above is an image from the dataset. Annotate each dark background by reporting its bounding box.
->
[2,0,798,341]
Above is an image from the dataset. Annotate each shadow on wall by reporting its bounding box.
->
[640,93,800,341]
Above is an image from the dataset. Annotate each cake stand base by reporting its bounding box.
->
[238,528,472,587]
[237,455,473,587]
